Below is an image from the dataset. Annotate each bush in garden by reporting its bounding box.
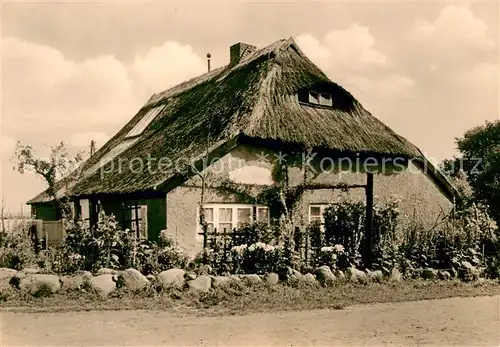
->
[323,200,365,257]
[62,214,132,271]
[239,242,282,274]
[39,243,85,274]
[35,213,189,275]
[314,244,346,271]
[153,232,189,271]
[322,198,400,270]
[232,221,278,246]
[0,221,38,270]
[398,202,498,278]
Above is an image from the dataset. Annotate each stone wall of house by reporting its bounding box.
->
[165,144,453,256]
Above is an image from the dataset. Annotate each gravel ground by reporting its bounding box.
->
[2,295,499,346]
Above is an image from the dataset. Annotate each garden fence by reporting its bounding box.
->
[198,226,321,271]
[41,220,65,248]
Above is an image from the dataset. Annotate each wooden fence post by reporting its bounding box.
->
[223,228,227,264]
[365,172,374,268]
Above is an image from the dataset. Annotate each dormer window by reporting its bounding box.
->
[125,104,166,139]
[298,89,334,108]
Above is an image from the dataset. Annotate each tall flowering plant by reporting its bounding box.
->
[315,244,345,271]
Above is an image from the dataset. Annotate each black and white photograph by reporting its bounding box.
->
[1,1,499,345]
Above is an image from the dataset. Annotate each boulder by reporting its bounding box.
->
[90,274,117,298]
[211,276,232,288]
[302,273,318,285]
[229,275,242,282]
[19,274,61,295]
[459,261,480,282]
[96,268,118,275]
[346,267,367,283]
[334,270,346,281]
[264,273,279,286]
[0,268,17,289]
[367,270,384,282]
[0,268,17,281]
[158,268,186,289]
[239,274,262,285]
[389,268,403,282]
[185,271,197,281]
[288,266,303,279]
[75,270,93,281]
[422,268,438,280]
[119,268,150,291]
[187,275,211,292]
[291,268,303,279]
[60,275,87,291]
[20,267,41,274]
[438,270,452,281]
[314,266,336,286]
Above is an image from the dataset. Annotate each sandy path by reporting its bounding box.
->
[2,295,499,346]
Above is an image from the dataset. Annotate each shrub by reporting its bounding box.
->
[35,213,189,275]
[314,244,346,271]
[40,243,85,274]
[134,233,189,275]
[0,221,38,270]
[322,198,400,269]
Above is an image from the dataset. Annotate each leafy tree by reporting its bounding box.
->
[442,120,500,222]
[12,141,85,218]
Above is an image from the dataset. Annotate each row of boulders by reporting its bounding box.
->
[311,266,402,285]
[1,262,468,299]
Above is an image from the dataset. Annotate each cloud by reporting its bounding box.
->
[296,24,413,101]
[297,24,389,73]
[346,73,415,98]
[408,4,496,72]
[1,36,207,211]
[132,41,206,97]
[2,37,206,140]
[411,4,495,52]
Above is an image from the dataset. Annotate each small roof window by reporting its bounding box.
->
[298,90,334,108]
[126,104,166,138]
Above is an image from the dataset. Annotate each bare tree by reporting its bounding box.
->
[12,141,85,218]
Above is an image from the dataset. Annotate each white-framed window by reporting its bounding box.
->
[308,91,319,104]
[125,104,166,138]
[309,204,330,228]
[319,93,333,106]
[198,203,269,236]
[299,90,333,107]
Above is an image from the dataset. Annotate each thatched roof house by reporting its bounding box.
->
[28,38,456,255]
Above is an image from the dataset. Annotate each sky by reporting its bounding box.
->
[1,1,499,214]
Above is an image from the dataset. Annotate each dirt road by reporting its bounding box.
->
[2,295,499,346]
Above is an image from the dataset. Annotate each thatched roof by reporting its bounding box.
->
[28,37,456,203]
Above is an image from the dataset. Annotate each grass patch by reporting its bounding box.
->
[2,279,499,316]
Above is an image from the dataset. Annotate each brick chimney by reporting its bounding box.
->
[230,42,257,66]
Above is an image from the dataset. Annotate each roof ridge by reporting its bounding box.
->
[144,38,295,108]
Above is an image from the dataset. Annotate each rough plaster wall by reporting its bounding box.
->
[166,145,453,255]
[294,162,453,232]
[166,186,240,257]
